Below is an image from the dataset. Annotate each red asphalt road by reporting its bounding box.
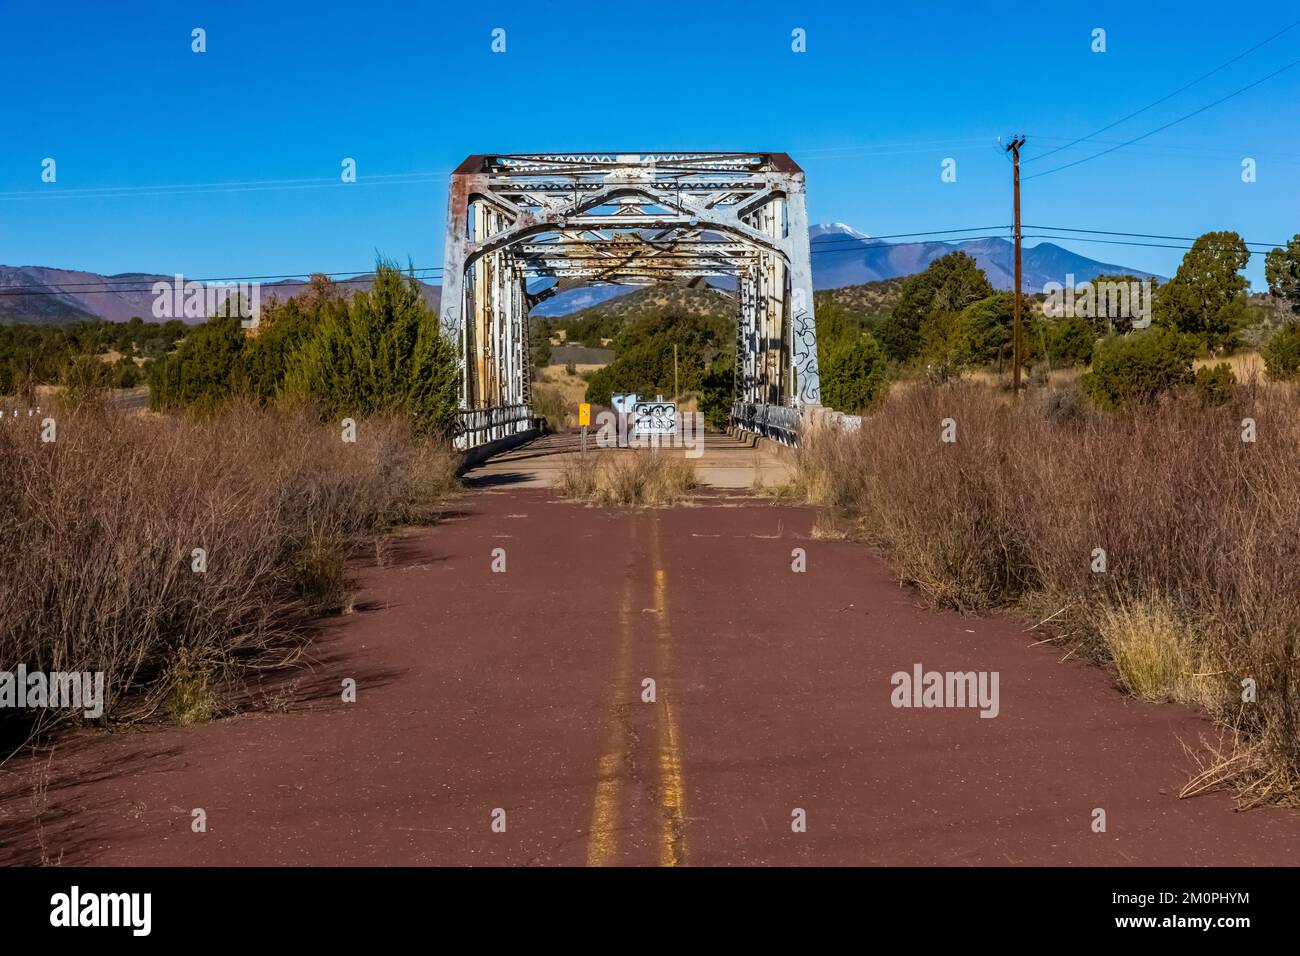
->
[3,487,1299,865]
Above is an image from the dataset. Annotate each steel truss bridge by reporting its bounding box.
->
[441,152,821,448]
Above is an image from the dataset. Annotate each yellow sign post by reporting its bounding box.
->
[579,403,591,454]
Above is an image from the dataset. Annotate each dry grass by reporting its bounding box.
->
[532,385,573,431]
[535,364,603,406]
[556,450,697,507]
[0,399,458,745]
[964,366,1084,391]
[1096,601,1207,706]
[791,381,1300,805]
[556,451,600,499]
[1194,350,1268,382]
[533,364,611,431]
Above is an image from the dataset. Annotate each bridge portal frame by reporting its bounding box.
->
[440,152,821,442]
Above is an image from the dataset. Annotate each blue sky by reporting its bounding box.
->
[2,0,1298,289]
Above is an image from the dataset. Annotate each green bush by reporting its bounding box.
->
[529,320,553,369]
[149,316,249,414]
[113,355,141,389]
[583,364,616,406]
[918,311,974,382]
[583,308,730,407]
[1263,323,1300,381]
[874,314,920,366]
[879,252,994,363]
[959,292,1014,365]
[1046,315,1095,368]
[1080,329,1196,409]
[285,264,459,437]
[1154,230,1250,352]
[531,386,569,432]
[244,299,322,401]
[700,356,735,430]
[1193,362,1236,406]
[821,332,890,412]
[814,299,870,369]
[1264,235,1300,316]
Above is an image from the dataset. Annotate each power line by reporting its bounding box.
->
[1026,224,1287,247]
[4,224,1288,298]
[0,228,1014,295]
[0,153,974,204]
[808,226,1008,246]
[15,223,1250,297]
[0,141,1004,202]
[1028,17,1300,165]
[1024,54,1300,180]
[0,172,452,202]
[1030,134,1300,163]
[0,271,442,297]
[1018,234,1275,257]
[808,235,1011,257]
[794,138,997,155]
[0,268,441,291]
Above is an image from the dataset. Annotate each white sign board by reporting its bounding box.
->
[631,399,677,437]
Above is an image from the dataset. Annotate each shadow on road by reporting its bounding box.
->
[462,471,536,488]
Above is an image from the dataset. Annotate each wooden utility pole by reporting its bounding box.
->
[673,343,680,401]
[1005,135,1026,393]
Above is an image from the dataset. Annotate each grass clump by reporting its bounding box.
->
[1096,602,1205,706]
[557,451,697,507]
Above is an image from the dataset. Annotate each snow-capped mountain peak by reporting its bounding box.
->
[810,221,872,241]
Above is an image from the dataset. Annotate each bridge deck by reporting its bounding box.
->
[461,429,793,490]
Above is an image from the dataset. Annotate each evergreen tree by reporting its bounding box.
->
[285,263,458,436]
[1154,231,1250,351]
[877,252,993,362]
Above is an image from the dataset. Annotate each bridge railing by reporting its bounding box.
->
[454,404,535,450]
[730,401,801,447]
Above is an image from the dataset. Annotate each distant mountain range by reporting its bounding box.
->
[530,284,630,317]
[535,224,1161,316]
[0,268,441,326]
[0,223,1160,325]
[806,222,1162,292]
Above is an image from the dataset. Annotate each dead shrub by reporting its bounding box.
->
[556,452,599,499]
[791,381,1300,804]
[0,400,458,744]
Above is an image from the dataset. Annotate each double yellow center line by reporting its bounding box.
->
[584,536,636,867]
[654,564,687,867]
[586,516,687,866]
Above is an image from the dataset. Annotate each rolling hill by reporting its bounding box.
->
[807,223,1161,291]
[2,222,1159,326]
[0,267,440,326]
[543,277,912,347]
